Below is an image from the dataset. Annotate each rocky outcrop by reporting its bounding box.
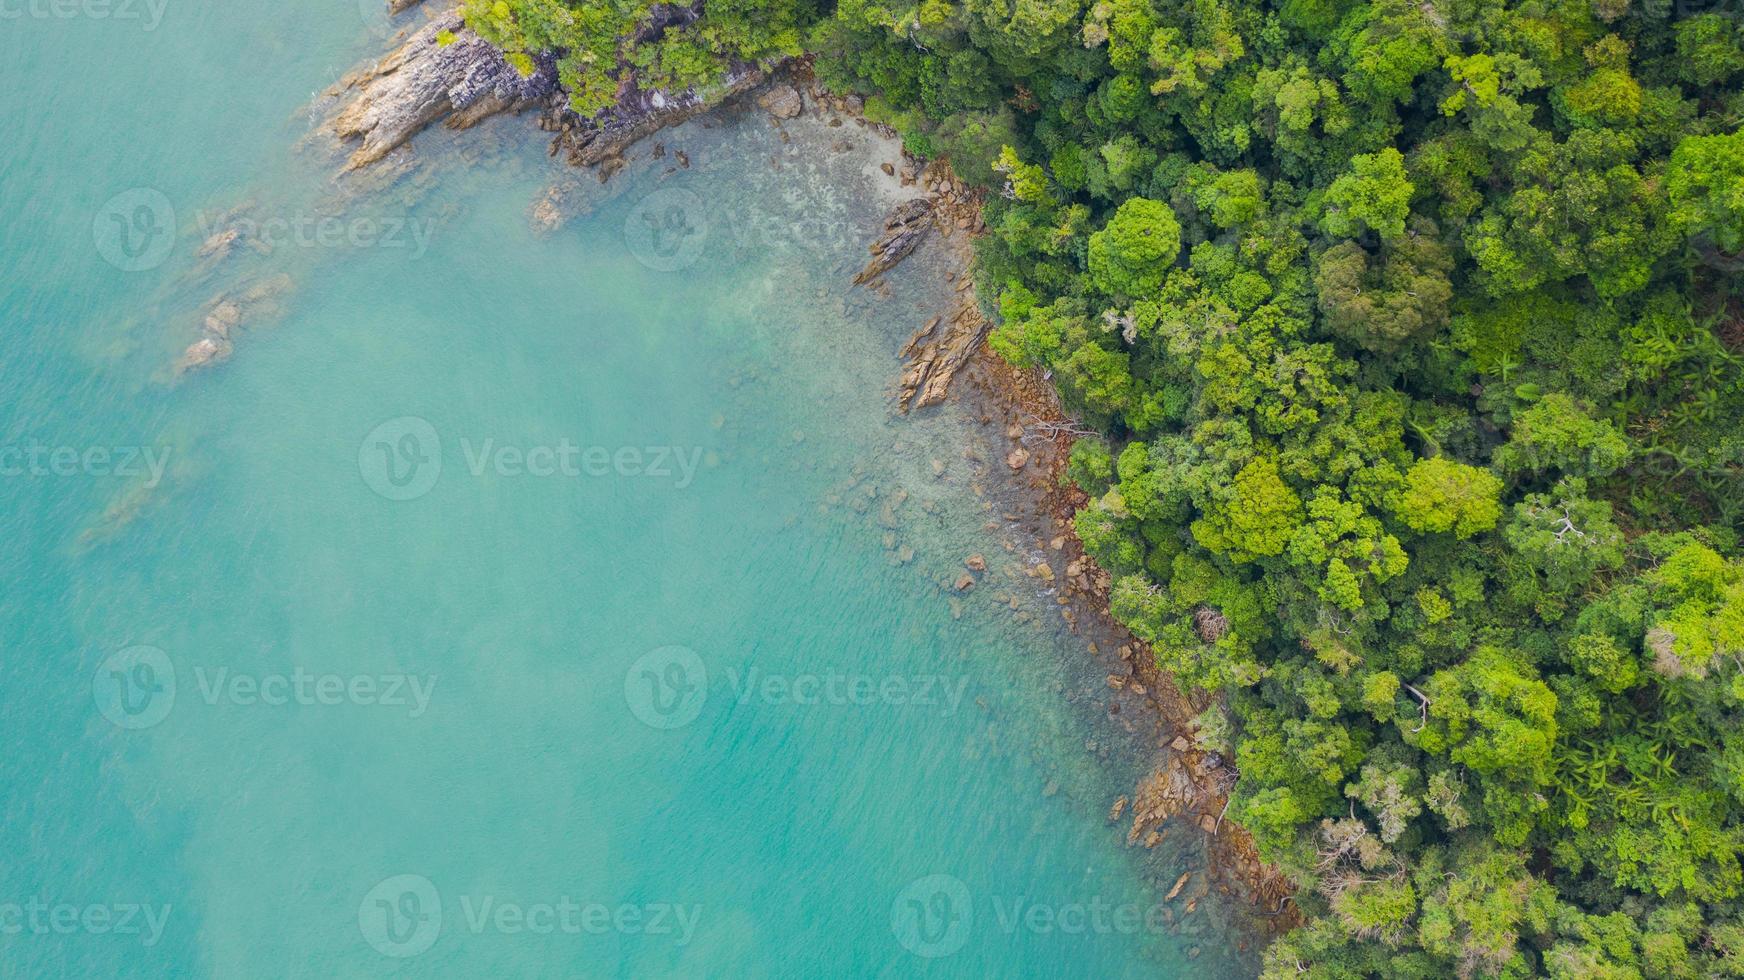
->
[864,175,995,413]
[544,64,769,173]
[633,0,706,42]
[852,198,932,285]
[331,12,558,170]
[896,300,990,412]
[536,1,786,172]
[332,3,799,181]
[756,83,803,119]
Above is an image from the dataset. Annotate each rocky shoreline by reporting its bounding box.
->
[862,158,1300,943]
[952,332,1301,942]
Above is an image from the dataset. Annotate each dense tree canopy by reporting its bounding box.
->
[470,0,1744,972]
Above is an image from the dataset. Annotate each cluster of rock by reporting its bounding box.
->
[852,164,994,412]
[335,4,876,195]
[541,63,770,176]
[896,302,990,412]
[754,82,804,120]
[1114,741,1289,924]
[1113,738,1238,845]
[176,274,292,374]
[853,197,932,286]
[331,10,559,170]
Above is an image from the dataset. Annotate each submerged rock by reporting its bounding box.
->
[203,301,242,338]
[528,179,591,235]
[77,479,161,552]
[1166,871,1192,901]
[197,227,241,262]
[177,335,233,374]
[176,274,292,376]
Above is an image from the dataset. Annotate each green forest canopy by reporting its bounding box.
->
[466,0,1744,974]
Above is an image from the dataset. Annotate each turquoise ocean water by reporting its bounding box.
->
[0,3,1250,976]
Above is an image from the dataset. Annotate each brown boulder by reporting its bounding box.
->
[756,84,803,119]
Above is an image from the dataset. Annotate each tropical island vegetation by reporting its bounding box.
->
[460,0,1744,974]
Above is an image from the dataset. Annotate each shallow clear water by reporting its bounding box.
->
[0,3,1249,976]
